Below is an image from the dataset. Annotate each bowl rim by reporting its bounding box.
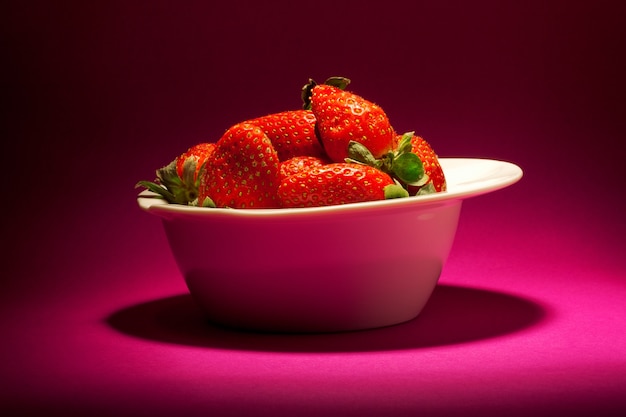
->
[137,157,523,218]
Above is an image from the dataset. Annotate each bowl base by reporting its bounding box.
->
[184,260,443,333]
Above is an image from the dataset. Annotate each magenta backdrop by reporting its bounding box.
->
[3,1,625,416]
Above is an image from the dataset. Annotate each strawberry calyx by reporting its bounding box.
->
[301,76,351,110]
[345,131,431,191]
[136,158,204,205]
[198,196,216,208]
[383,183,410,199]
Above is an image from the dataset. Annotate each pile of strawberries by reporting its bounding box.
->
[137,77,446,209]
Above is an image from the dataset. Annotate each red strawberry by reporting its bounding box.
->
[136,142,216,205]
[245,110,326,161]
[277,163,407,208]
[175,142,216,181]
[302,77,395,163]
[279,155,329,180]
[406,134,447,194]
[198,123,281,209]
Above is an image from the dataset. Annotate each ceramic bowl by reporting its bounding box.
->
[138,158,522,333]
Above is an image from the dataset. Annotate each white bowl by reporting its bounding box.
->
[138,158,522,333]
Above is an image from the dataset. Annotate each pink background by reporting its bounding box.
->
[3,1,625,416]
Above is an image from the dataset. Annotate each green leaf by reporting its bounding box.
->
[384,184,410,199]
[396,131,415,154]
[392,153,424,184]
[411,173,430,187]
[135,181,176,203]
[324,76,351,90]
[201,196,216,208]
[180,158,198,187]
[346,141,378,166]
[416,183,436,196]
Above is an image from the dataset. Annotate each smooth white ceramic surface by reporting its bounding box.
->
[138,158,523,332]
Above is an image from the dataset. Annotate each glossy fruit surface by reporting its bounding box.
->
[245,110,325,161]
[277,163,397,208]
[406,134,447,194]
[198,123,280,208]
[304,78,395,163]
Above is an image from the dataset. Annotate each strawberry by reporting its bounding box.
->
[406,133,447,194]
[302,77,396,163]
[277,163,407,208]
[245,110,326,161]
[197,122,281,209]
[343,131,446,196]
[279,155,329,180]
[136,142,216,204]
[175,142,216,181]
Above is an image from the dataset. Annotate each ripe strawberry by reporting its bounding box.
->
[406,133,447,194]
[198,123,280,209]
[175,142,216,181]
[302,77,395,163]
[245,110,326,161]
[279,155,329,180]
[136,142,216,205]
[277,163,407,208]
